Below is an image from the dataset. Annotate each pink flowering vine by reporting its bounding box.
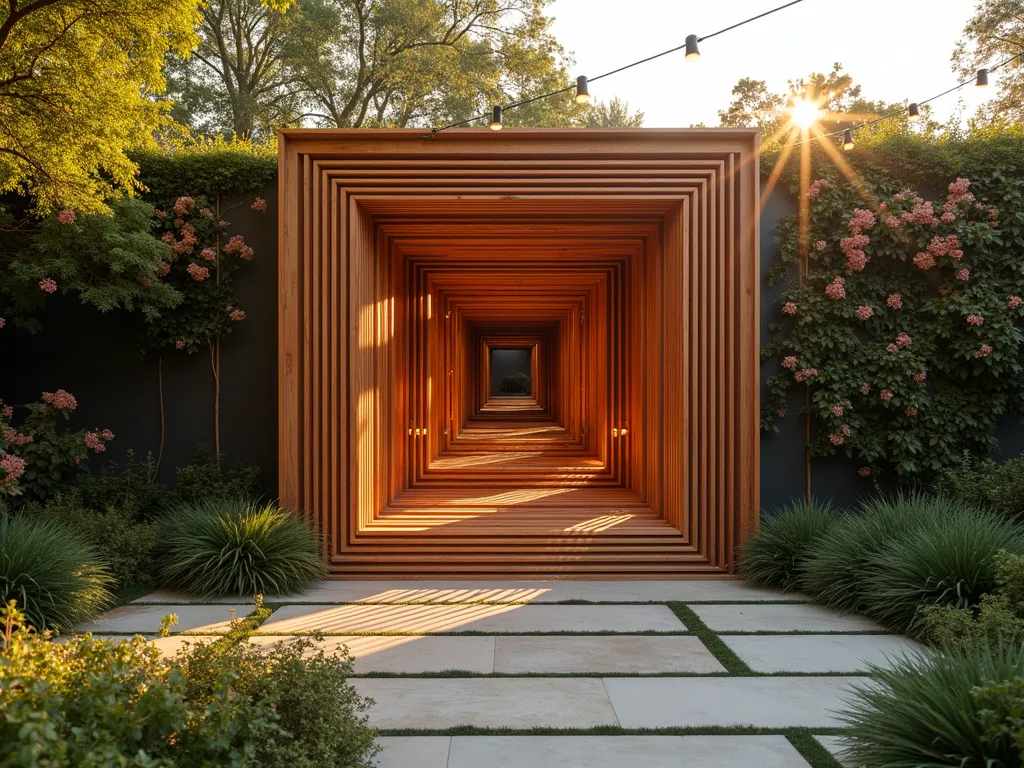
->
[175,340,186,350]
[905,407,918,417]
[829,434,845,446]
[887,294,903,310]
[975,344,993,359]
[967,314,984,327]
[815,240,826,252]
[41,390,77,410]
[956,268,970,281]
[782,356,798,370]
[186,263,210,282]
[794,368,819,383]
[858,466,872,476]
[1008,296,1023,309]
[896,332,912,349]
[39,278,57,293]
[0,453,26,490]
[57,209,75,225]
[913,252,936,270]
[782,302,799,316]
[913,371,927,383]
[831,404,844,416]
[173,196,195,216]
[825,276,846,300]
[879,389,894,401]
[251,197,267,212]
[855,305,873,321]
[807,179,828,199]
[859,384,870,394]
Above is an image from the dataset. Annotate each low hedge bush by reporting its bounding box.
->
[161,498,327,596]
[935,450,1024,522]
[0,515,111,632]
[840,642,1024,768]
[737,500,834,592]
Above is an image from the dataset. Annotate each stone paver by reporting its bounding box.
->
[723,634,922,673]
[603,676,868,728]
[258,603,684,634]
[816,736,859,767]
[353,678,619,729]
[249,634,496,673]
[76,604,251,634]
[374,737,451,768]
[132,590,257,605]
[436,735,811,767]
[250,579,805,605]
[690,603,884,633]
[493,635,724,674]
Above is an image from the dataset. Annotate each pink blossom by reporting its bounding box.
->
[841,424,851,437]
[967,313,984,327]
[1008,296,1023,309]
[41,390,77,410]
[807,179,829,199]
[894,192,905,202]
[901,199,936,225]
[989,207,999,219]
[887,293,903,310]
[879,389,894,401]
[975,344,993,359]
[3,428,32,446]
[57,209,75,225]
[0,317,4,329]
[224,235,253,260]
[887,343,899,354]
[956,268,970,281]
[884,215,901,229]
[831,404,844,416]
[219,220,229,228]
[100,429,114,441]
[825,276,846,300]
[855,305,873,321]
[200,208,213,218]
[794,368,819,383]
[158,261,171,276]
[815,240,827,252]
[154,210,167,218]
[948,177,971,196]
[860,384,870,395]
[944,178,975,211]
[782,356,798,370]
[905,406,918,417]
[83,431,105,453]
[841,234,870,252]
[230,309,246,322]
[896,332,912,348]
[990,221,999,229]
[913,371,927,383]
[175,340,185,350]
[782,301,799,316]
[251,197,267,212]
[200,247,217,261]
[858,466,872,476]
[140,277,151,288]
[928,234,962,259]
[172,196,195,216]
[913,252,936,270]
[0,453,26,486]
[161,231,176,245]
[848,208,876,233]
[0,405,12,418]
[186,263,210,282]
[39,278,57,293]
[829,434,845,446]
[846,251,869,272]
[174,218,185,228]
[940,212,955,224]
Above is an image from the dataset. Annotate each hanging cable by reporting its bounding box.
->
[425,0,809,136]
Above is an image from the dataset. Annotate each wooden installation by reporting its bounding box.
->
[278,128,760,578]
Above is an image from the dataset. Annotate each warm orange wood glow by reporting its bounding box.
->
[278,129,760,578]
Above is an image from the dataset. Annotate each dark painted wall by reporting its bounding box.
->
[490,349,531,395]
[3,178,1021,512]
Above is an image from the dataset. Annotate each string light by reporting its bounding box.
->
[976,68,989,87]
[426,0,808,136]
[489,106,503,131]
[907,103,920,122]
[575,75,590,105]
[842,129,855,151]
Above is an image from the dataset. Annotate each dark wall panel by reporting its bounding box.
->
[489,349,531,395]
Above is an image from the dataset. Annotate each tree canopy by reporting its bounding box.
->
[0,0,201,213]
[953,0,1024,125]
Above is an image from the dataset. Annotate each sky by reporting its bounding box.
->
[548,0,987,128]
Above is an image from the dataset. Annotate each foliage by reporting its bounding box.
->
[160,498,326,596]
[0,603,277,767]
[737,500,834,592]
[862,506,1024,636]
[0,391,113,503]
[34,493,157,590]
[799,492,955,612]
[840,642,1024,768]
[72,450,174,522]
[168,0,590,139]
[953,0,1024,125]
[761,172,1024,481]
[934,449,1024,522]
[173,444,262,506]
[580,97,645,128]
[499,372,532,394]
[133,138,278,201]
[0,0,200,213]
[0,199,181,331]
[921,550,1024,651]
[0,516,112,632]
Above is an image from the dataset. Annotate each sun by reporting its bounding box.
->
[789,98,822,129]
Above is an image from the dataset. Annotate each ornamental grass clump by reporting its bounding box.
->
[0,515,112,632]
[160,499,326,597]
[840,643,1024,768]
[737,500,834,592]
[863,506,1024,636]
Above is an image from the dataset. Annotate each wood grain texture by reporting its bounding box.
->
[278,128,760,578]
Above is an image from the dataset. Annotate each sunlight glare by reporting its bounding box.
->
[790,99,822,129]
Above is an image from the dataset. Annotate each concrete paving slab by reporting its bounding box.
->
[493,635,724,674]
[75,604,251,634]
[604,676,869,728]
[816,736,859,767]
[259,603,685,634]
[374,737,451,768]
[354,678,619,729]
[131,590,256,604]
[269,580,799,604]
[445,735,813,768]
[249,634,496,673]
[723,634,923,673]
[690,603,884,633]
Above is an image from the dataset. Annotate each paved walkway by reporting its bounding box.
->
[77,581,921,767]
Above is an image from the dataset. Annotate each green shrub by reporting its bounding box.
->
[499,372,531,394]
[862,507,1024,636]
[799,492,947,611]
[738,500,834,591]
[174,444,261,506]
[840,643,1024,768]
[36,492,157,589]
[0,516,112,632]
[935,450,1024,522]
[921,551,1024,650]
[161,499,326,596]
[74,449,173,521]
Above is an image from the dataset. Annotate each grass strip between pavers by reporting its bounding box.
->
[787,730,845,768]
[666,603,753,674]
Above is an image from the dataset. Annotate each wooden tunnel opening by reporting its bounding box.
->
[279,129,760,578]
